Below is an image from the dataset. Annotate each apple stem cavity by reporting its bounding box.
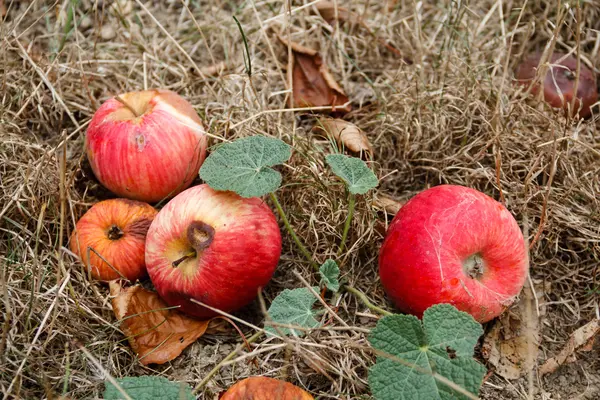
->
[463,253,485,280]
[115,95,141,118]
[107,225,124,241]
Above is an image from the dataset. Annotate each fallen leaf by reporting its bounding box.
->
[373,193,403,215]
[315,1,359,26]
[220,376,314,400]
[481,283,544,379]
[313,118,372,155]
[539,318,600,376]
[278,36,351,113]
[110,281,210,365]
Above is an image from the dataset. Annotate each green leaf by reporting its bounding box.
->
[368,304,486,400]
[199,136,292,198]
[319,259,340,292]
[266,287,321,337]
[326,154,378,195]
[103,376,195,400]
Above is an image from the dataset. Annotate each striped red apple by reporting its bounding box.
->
[85,89,207,203]
[145,184,282,319]
[379,185,529,323]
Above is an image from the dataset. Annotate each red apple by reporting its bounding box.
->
[515,52,598,118]
[86,89,208,203]
[70,198,157,281]
[145,184,282,318]
[378,185,529,323]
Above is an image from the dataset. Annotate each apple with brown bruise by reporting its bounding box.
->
[70,199,157,281]
[145,184,282,319]
[515,52,598,118]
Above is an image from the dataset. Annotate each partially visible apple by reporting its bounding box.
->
[145,184,282,318]
[86,89,207,203]
[378,185,529,323]
[515,52,598,118]
[70,198,157,281]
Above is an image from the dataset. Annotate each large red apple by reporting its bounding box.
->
[86,89,207,203]
[378,185,529,323]
[515,52,597,118]
[145,184,282,318]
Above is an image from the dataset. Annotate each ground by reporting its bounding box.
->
[1,1,599,399]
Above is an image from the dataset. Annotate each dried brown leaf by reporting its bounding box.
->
[220,376,314,400]
[313,118,372,154]
[373,193,403,215]
[109,282,210,365]
[481,284,543,379]
[315,1,359,26]
[277,36,351,113]
[539,318,600,376]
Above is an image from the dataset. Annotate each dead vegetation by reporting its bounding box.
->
[1,0,599,399]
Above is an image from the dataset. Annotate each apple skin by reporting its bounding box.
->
[378,185,529,323]
[145,184,282,318]
[85,89,207,203]
[515,52,598,118]
[70,198,158,281]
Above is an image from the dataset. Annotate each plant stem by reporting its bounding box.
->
[337,193,356,256]
[344,285,392,316]
[269,192,317,270]
[193,331,263,393]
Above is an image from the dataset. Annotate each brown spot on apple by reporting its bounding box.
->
[135,133,146,152]
[128,217,153,239]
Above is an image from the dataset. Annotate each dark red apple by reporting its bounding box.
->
[378,185,529,323]
[86,89,208,203]
[515,52,598,118]
[145,184,282,318]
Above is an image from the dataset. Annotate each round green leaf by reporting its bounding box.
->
[326,154,378,194]
[199,136,292,198]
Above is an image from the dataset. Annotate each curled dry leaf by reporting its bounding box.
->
[109,281,210,365]
[220,376,314,400]
[313,118,372,155]
[277,35,351,114]
[373,193,403,215]
[539,318,600,376]
[481,283,545,380]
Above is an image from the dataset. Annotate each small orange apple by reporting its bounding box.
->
[70,199,157,281]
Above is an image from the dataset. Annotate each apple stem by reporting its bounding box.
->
[337,193,356,257]
[172,252,196,268]
[115,95,140,117]
[343,285,392,316]
[269,192,318,271]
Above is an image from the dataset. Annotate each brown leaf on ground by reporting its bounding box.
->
[313,118,372,155]
[373,193,403,215]
[481,283,545,380]
[220,376,314,400]
[109,281,210,365]
[315,1,359,26]
[539,318,600,376]
[277,36,351,113]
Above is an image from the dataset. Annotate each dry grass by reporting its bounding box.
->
[1,0,599,399]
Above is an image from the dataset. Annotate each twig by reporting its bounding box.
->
[337,193,355,256]
[344,285,392,316]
